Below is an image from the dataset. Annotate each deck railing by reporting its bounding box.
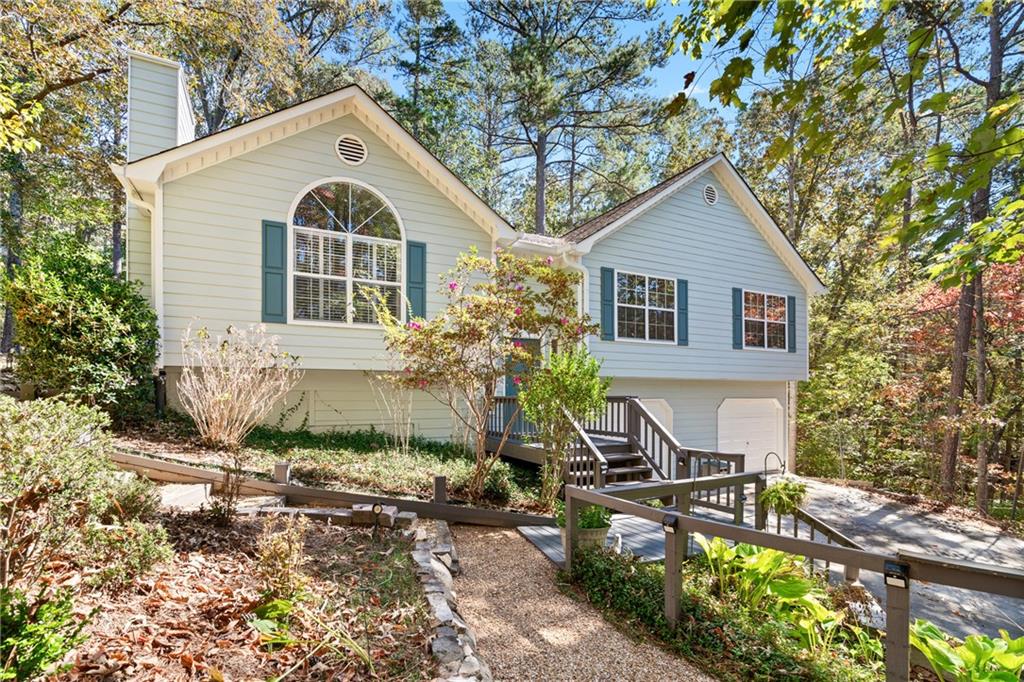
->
[564,478,1024,682]
[581,395,632,438]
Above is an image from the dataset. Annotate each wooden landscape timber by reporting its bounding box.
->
[111,448,555,528]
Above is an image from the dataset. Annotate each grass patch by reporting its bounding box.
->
[118,413,543,510]
[565,547,883,682]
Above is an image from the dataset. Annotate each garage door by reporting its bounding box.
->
[717,398,785,473]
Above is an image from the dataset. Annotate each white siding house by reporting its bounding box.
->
[112,52,825,463]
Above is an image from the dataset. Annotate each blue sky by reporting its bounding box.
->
[386,1,721,111]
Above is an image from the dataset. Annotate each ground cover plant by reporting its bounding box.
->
[910,619,1024,682]
[56,513,433,681]
[117,415,543,511]
[567,544,884,682]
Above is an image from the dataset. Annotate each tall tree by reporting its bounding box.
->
[468,0,664,234]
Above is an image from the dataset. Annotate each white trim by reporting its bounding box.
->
[612,268,677,344]
[573,154,826,297]
[116,85,518,243]
[153,184,165,366]
[285,177,405,328]
[740,289,788,352]
[335,133,368,166]
[126,49,180,69]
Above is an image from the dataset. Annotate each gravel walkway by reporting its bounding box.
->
[451,525,715,682]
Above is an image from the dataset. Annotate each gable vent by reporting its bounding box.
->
[336,134,368,165]
[702,184,718,206]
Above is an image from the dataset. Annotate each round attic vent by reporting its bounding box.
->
[336,134,368,165]
[702,184,719,205]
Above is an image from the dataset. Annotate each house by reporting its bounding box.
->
[111,52,825,475]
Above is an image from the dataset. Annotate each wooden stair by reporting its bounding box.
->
[568,435,655,488]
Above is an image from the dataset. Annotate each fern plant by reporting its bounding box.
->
[760,478,808,533]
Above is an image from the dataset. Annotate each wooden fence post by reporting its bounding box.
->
[564,491,580,572]
[885,572,911,682]
[664,518,685,626]
[433,475,447,504]
[273,462,291,484]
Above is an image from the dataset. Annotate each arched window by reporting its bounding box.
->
[290,180,403,325]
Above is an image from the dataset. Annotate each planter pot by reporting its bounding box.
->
[560,526,611,554]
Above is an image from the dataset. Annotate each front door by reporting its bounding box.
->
[505,338,541,396]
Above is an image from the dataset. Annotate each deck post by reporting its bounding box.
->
[753,475,766,530]
[844,564,861,583]
[664,517,685,626]
[564,490,580,572]
[884,569,911,682]
[679,486,692,559]
[433,476,447,504]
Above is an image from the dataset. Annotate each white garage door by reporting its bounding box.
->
[717,398,785,474]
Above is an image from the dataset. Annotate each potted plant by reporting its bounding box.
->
[555,501,613,553]
[759,476,808,533]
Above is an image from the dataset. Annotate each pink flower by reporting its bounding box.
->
[407,321,422,330]
[560,317,569,325]
[448,280,459,291]
[514,307,523,315]
[418,379,428,388]
[515,284,524,291]
[545,256,553,265]
[513,376,522,386]
[513,341,522,348]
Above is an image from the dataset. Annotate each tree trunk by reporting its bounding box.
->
[974,272,988,511]
[534,129,547,235]
[940,279,975,501]
[1,152,25,354]
[111,213,123,277]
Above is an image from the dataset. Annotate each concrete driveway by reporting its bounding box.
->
[799,479,1024,639]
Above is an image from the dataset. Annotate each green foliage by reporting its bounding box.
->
[0,587,90,681]
[93,473,161,525]
[2,232,157,409]
[910,619,1024,682]
[377,247,595,501]
[450,458,514,506]
[0,396,112,589]
[568,547,879,681]
[760,478,808,531]
[520,347,610,509]
[554,501,612,529]
[81,520,172,590]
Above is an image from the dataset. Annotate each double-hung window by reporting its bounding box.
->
[290,181,402,325]
[615,271,675,342]
[743,290,787,350]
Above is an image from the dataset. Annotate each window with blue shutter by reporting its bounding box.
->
[406,241,426,318]
[787,295,797,353]
[262,220,286,323]
[676,279,688,346]
[732,288,743,349]
[599,267,614,340]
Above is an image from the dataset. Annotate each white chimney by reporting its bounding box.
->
[126,51,195,162]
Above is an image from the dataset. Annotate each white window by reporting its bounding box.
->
[290,181,402,325]
[743,290,787,350]
[615,271,675,342]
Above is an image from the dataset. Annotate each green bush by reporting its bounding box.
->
[0,396,112,589]
[451,459,514,505]
[81,521,172,590]
[554,501,613,529]
[0,587,91,681]
[93,473,161,524]
[568,547,880,681]
[2,232,158,409]
[910,619,1024,681]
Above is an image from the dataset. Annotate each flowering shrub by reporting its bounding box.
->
[376,248,596,500]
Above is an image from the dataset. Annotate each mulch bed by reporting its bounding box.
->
[54,514,434,681]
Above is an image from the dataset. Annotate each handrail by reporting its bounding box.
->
[624,396,684,479]
[563,406,608,489]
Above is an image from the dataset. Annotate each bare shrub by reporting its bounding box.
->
[256,514,309,599]
[367,369,413,455]
[177,322,303,450]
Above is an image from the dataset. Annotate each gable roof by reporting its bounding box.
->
[565,153,826,295]
[111,82,519,242]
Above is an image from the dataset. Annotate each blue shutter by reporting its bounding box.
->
[676,279,688,346]
[600,267,615,340]
[787,295,797,353]
[732,288,743,349]
[407,241,427,318]
[262,220,286,323]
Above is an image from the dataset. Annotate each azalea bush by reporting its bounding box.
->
[377,248,596,500]
[520,347,610,509]
[2,232,158,410]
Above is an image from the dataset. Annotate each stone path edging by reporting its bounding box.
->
[412,520,491,682]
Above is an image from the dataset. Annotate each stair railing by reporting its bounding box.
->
[623,397,682,480]
[564,406,608,490]
[581,395,632,438]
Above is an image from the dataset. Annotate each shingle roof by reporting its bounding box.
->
[561,155,716,243]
